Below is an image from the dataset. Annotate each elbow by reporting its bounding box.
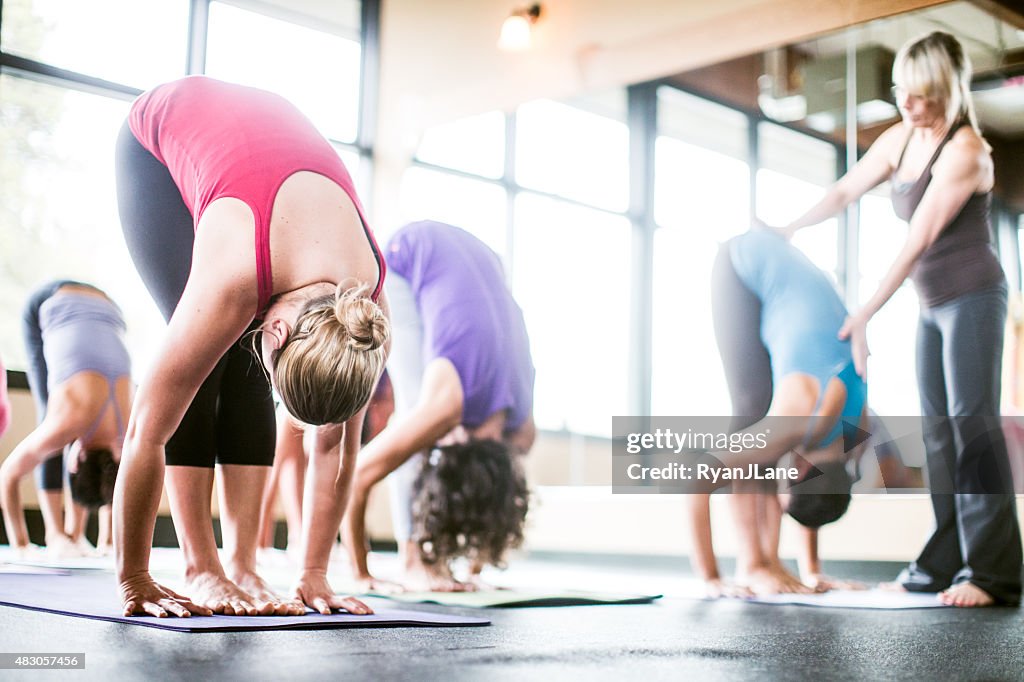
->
[440,411,461,436]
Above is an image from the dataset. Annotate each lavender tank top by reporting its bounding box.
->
[890,122,1003,307]
[385,221,535,430]
[39,293,131,390]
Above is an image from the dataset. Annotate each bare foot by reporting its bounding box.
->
[739,565,813,596]
[184,571,265,616]
[403,565,476,593]
[353,575,406,595]
[464,573,505,592]
[702,578,753,599]
[940,582,996,608]
[231,569,306,616]
[73,537,101,558]
[45,534,88,560]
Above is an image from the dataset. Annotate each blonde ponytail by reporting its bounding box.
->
[273,283,389,425]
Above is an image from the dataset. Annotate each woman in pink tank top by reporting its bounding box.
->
[114,77,389,619]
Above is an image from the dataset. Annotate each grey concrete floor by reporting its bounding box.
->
[1,554,1022,682]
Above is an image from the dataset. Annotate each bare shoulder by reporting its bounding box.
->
[947,126,989,159]
[935,127,991,183]
[870,122,909,165]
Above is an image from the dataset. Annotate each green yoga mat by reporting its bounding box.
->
[371,588,662,608]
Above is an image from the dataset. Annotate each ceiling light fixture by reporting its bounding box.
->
[498,4,542,52]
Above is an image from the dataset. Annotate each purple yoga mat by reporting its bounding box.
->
[0,574,489,632]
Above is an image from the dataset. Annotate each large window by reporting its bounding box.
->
[0,0,375,379]
[416,111,505,179]
[407,90,632,437]
[651,88,750,415]
[1,0,189,89]
[515,95,629,213]
[396,167,507,259]
[512,193,632,436]
[859,191,920,414]
[206,1,362,143]
[756,122,839,277]
[0,76,165,371]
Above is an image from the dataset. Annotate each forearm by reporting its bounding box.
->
[797,525,821,578]
[684,494,719,580]
[786,188,850,234]
[0,469,30,547]
[301,446,351,575]
[729,491,769,570]
[342,487,372,578]
[66,503,88,540]
[758,492,783,564]
[97,505,113,547]
[715,421,806,470]
[857,243,924,320]
[0,440,50,547]
[113,437,165,580]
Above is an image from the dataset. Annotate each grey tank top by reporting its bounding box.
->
[890,122,1003,307]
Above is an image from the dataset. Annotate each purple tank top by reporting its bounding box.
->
[386,221,535,430]
[890,122,1003,307]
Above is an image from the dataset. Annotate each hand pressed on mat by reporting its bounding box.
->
[294,569,373,615]
[120,572,213,618]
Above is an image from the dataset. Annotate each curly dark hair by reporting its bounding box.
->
[784,461,852,529]
[68,448,119,509]
[411,439,529,568]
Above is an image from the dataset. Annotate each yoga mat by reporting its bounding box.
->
[0,546,114,571]
[748,589,949,610]
[0,574,490,632]
[0,563,70,575]
[671,580,948,609]
[372,588,662,608]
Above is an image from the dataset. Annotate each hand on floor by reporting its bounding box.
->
[702,578,753,599]
[120,572,213,618]
[739,565,813,596]
[294,570,373,615]
[801,573,867,592]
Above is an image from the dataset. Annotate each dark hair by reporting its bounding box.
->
[785,461,852,529]
[68,448,119,509]
[411,439,529,568]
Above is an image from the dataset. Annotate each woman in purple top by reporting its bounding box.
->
[343,221,536,592]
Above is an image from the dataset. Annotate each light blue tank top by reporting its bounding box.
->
[729,231,851,389]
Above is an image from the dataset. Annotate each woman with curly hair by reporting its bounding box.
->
[343,220,534,592]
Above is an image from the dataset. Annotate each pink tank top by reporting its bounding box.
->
[128,76,385,314]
